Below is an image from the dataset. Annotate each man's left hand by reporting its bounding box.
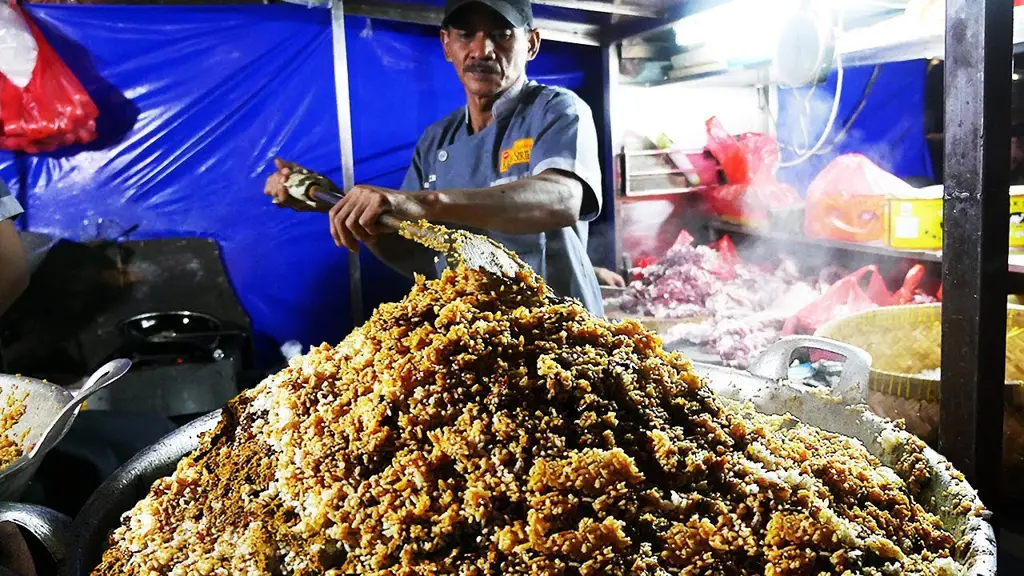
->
[328,185,428,252]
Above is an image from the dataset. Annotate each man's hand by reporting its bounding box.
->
[594,266,626,288]
[328,185,430,252]
[263,159,319,212]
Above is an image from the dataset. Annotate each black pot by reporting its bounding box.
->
[118,311,224,358]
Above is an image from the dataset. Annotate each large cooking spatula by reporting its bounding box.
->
[281,163,538,283]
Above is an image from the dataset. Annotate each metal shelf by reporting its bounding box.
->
[708,219,1024,292]
[629,168,694,176]
[623,187,704,197]
[838,5,1024,67]
[620,147,707,197]
[617,6,1024,88]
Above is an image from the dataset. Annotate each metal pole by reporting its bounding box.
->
[331,0,363,325]
[940,0,1012,505]
[599,41,621,271]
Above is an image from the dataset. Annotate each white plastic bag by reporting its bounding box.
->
[0,3,37,89]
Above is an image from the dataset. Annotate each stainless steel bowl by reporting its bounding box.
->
[0,373,77,501]
[0,337,996,576]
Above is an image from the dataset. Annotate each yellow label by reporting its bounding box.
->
[499,138,533,173]
[887,198,943,250]
[887,194,1024,249]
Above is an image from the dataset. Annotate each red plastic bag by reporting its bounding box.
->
[673,228,694,248]
[704,117,748,184]
[804,154,914,243]
[708,234,742,280]
[703,118,800,227]
[783,265,892,334]
[892,264,926,305]
[710,234,741,269]
[0,3,98,153]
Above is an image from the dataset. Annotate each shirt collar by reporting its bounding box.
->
[464,75,529,128]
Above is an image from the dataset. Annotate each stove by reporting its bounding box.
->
[1,237,252,417]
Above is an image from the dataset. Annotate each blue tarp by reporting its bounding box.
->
[1,5,604,365]
[776,59,933,191]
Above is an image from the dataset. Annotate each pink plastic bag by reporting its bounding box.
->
[783,265,891,335]
[803,154,913,243]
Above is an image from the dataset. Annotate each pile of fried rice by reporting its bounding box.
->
[94,257,963,575]
[0,386,29,470]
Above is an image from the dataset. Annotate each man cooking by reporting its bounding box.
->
[263,0,604,315]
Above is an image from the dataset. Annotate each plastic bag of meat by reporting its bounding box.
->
[783,265,892,335]
[702,117,800,228]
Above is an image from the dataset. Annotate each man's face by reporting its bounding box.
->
[441,5,541,99]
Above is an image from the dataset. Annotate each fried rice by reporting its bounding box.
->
[94,229,963,576]
[0,385,29,470]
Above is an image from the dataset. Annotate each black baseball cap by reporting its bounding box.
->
[441,0,534,29]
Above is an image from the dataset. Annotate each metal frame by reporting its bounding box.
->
[939,0,1012,507]
[331,1,362,324]
[345,1,602,45]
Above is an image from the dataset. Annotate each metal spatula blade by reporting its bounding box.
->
[283,166,538,282]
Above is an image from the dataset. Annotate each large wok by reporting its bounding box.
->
[0,337,997,576]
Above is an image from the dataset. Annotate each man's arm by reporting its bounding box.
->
[357,148,445,279]
[329,89,601,252]
[0,219,28,316]
[328,170,585,252]
[263,157,439,278]
[415,170,584,233]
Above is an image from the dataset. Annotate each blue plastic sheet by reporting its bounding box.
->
[0,5,605,365]
[1,4,346,366]
[776,59,933,192]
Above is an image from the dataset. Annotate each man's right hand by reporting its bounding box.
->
[263,158,320,212]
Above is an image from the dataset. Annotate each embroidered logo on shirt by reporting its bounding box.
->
[499,138,534,173]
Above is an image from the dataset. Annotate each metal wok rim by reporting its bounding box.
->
[118,310,223,336]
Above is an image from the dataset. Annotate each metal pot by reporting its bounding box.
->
[0,374,77,501]
[0,337,996,576]
[118,311,226,358]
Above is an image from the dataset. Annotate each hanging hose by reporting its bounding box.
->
[779,8,847,168]
[779,50,845,167]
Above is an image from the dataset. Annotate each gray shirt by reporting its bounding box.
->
[400,77,604,315]
[0,181,22,222]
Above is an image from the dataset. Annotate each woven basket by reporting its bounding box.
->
[816,304,1024,495]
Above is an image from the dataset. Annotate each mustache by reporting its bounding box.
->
[464,61,500,75]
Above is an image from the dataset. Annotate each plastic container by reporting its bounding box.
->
[887,185,1024,249]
